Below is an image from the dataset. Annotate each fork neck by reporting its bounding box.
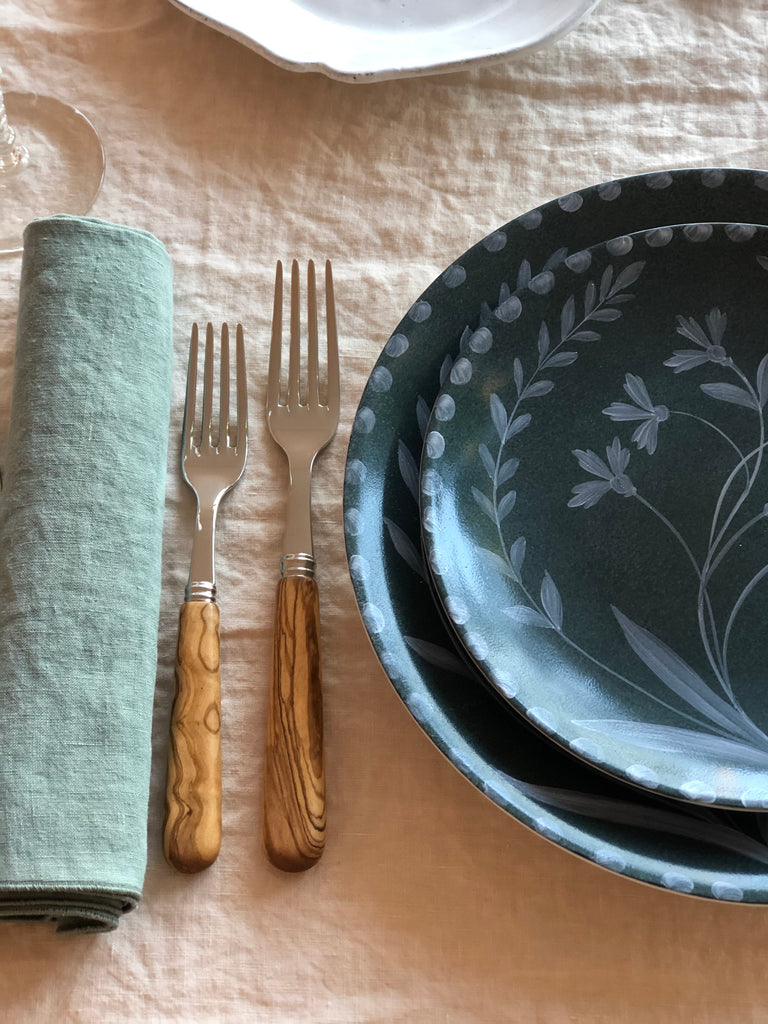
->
[186,499,221,602]
[281,461,315,580]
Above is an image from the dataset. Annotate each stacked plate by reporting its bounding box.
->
[344,168,768,903]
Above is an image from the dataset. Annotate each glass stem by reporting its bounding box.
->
[0,85,29,176]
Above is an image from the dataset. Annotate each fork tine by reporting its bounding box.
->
[201,323,215,451]
[268,261,283,410]
[289,259,302,407]
[307,261,319,407]
[219,323,230,448]
[184,323,199,452]
[235,323,247,451]
[325,261,340,413]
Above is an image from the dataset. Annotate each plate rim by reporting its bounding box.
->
[167,0,603,82]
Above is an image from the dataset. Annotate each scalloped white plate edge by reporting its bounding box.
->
[167,0,603,82]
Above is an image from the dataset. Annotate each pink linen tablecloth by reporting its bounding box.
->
[2,0,768,1019]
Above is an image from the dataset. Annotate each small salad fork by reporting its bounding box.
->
[164,322,248,873]
[264,259,339,872]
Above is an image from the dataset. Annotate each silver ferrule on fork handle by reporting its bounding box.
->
[187,580,217,601]
[281,553,316,579]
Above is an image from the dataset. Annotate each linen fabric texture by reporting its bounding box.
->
[0,216,173,932]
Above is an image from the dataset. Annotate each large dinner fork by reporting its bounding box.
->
[264,259,339,872]
[164,322,248,873]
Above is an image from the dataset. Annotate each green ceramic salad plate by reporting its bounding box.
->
[421,222,768,810]
[344,168,768,902]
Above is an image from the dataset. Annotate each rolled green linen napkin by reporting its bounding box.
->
[0,216,173,932]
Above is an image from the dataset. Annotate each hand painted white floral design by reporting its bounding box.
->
[471,278,768,765]
[392,252,605,678]
[665,307,732,372]
[603,374,670,454]
[568,437,636,508]
[562,306,768,753]
[469,259,646,540]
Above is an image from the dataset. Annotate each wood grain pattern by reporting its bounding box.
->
[163,600,222,873]
[263,575,326,872]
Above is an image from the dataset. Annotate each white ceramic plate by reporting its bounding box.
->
[167,0,602,82]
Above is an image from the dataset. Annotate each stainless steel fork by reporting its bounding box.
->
[264,259,339,872]
[164,322,248,874]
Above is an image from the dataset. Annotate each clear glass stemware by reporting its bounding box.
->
[0,75,105,256]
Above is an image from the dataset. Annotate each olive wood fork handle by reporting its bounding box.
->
[163,601,222,873]
[263,575,326,872]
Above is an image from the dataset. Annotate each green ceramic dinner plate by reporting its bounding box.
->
[421,222,768,809]
[344,169,768,902]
